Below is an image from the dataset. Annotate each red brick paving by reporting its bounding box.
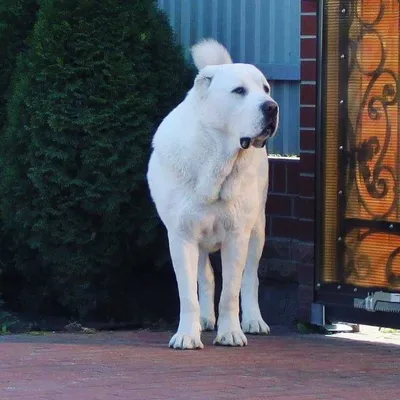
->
[1,329,399,400]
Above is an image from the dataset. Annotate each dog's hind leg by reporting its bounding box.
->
[198,251,216,331]
[240,212,270,335]
[168,233,204,349]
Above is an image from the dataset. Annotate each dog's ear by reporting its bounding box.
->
[194,73,212,97]
[194,66,215,98]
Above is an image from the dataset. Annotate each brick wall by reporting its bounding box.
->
[262,157,299,284]
[261,0,317,324]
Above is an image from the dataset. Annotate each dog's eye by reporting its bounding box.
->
[263,85,270,94]
[232,87,246,95]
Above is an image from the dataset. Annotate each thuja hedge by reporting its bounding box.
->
[0,0,193,321]
[0,0,39,135]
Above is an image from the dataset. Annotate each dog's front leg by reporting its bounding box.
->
[240,216,270,335]
[195,156,236,203]
[214,233,250,347]
[168,233,203,349]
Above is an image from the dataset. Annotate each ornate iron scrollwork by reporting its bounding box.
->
[346,0,399,220]
[387,247,400,287]
[339,0,400,288]
[345,228,400,290]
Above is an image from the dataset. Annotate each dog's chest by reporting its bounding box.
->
[170,149,264,252]
[195,194,258,252]
[194,154,260,251]
[195,207,235,252]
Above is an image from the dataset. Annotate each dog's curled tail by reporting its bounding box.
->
[191,38,233,70]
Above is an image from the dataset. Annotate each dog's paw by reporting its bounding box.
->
[213,330,247,347]
[200,316,216,331]
[169,333,204,350]
[241,319,270,335]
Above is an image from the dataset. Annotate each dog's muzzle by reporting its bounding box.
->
[240,100,279,149]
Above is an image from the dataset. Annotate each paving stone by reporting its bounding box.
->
[1,329,399,399]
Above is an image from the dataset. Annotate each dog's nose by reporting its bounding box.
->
[261,101,278,119]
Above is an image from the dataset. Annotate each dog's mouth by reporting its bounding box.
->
[240,136,267,150]
[240,119,278,150]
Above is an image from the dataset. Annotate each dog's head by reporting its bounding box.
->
[191,39,279,149]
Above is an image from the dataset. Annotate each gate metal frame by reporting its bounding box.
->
[313,0,400,329]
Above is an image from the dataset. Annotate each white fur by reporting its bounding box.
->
[147,39,279,349]
[191,38,233,70]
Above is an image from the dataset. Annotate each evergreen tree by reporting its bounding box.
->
[0,0,39,134]
[0,0,193,320]
[0,0,39,313]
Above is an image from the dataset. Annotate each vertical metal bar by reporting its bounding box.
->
[180,0,191,48]
[268,0,275,63]
[337,0,351,283]
[197,0,204,40]
[283,83,289,155]
[272,83,283,153]
[398,4,400,223]
[239,0,246,62]
[254,0,261,65]
[283,0,290,65]
[291,83,301,155]
[292,0,301,64]
[212,0,218,37]
[226,0,232,50]
[315,0,326,290]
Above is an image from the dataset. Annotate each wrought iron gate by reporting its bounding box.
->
[315,0,400,328]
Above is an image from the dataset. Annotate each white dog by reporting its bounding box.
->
[147,39,279,349]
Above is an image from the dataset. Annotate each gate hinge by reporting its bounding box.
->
[354,291,400,313]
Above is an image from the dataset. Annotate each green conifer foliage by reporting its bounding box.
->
[0,0,193,320]
[0,0,39,134]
